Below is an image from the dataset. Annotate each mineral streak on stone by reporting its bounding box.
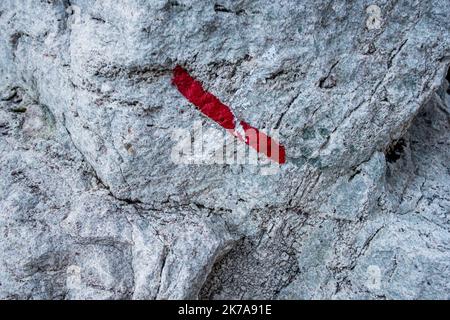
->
[0,0,449,299]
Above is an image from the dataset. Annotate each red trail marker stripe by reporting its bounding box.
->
[172,65,286,164]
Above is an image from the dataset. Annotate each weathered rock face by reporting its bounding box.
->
[0,0,449,299]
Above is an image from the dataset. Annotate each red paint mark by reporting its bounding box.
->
[172,66,235,129]
[172,66,286,164]
[239,120,286,164]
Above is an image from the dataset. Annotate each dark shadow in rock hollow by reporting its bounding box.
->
[446,66,450,94]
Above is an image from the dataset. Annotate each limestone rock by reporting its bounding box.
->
[0,0,449,299]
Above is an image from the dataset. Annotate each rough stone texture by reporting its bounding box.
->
[0,0,449,299]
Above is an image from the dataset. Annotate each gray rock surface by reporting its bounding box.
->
[0,0,449,299]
